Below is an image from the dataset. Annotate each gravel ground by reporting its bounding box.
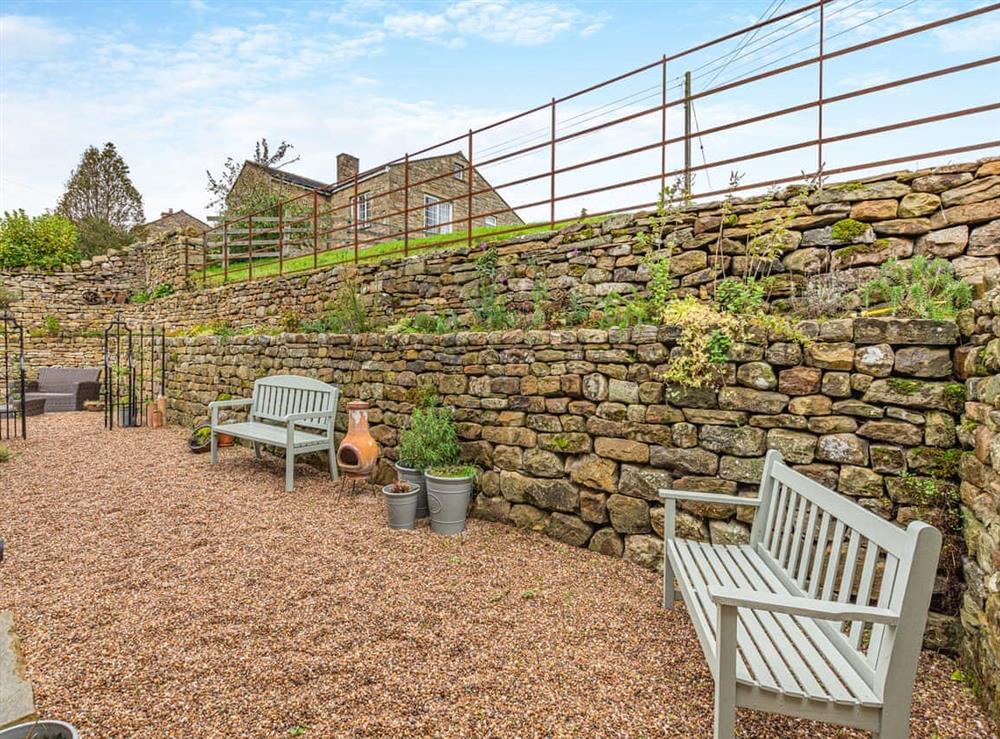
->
[0,413,994,738]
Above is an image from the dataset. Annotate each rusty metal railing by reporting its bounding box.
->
[192,0,1000,285]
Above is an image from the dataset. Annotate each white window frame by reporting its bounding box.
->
[424,194,453,235]
[351,192,370,229]
[484,215,498,228]
[453,163,464,181]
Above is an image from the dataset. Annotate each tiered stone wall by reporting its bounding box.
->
[167,317,968,648]
[958,285,1000,717]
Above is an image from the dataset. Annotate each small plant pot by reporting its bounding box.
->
[382,484,419,530]
[116,404,135,428]
[425,470,474,536]
[188,424,212,454]
[0,721,80,739]
[394,461,428,518]
[217,432,234,447]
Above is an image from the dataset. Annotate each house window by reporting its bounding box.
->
[424,195,453,234]
[453,163,464,181]
[484,215,498,228]
[351,192,370,228]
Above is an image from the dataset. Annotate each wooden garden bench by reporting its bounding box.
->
[660,450,941,739]
[209,375,340,492]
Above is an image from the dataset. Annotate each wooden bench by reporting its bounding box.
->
[209,375,340,492]
[660,450,941,739]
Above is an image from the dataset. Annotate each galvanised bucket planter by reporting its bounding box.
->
[0,721,79,739]
[425,470,473,536]
[382,484,418,530]
[394,461,428,519]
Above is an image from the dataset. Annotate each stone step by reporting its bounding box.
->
[0,611,35,730]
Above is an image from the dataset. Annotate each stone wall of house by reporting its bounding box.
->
[165,317,968,649]
[957,284,1000,719]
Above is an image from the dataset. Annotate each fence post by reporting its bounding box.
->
[817,0,826,180]
[549,97,556,229]
[467,129,474,249]
[223,220,228,284]
[404,153,410,257]
[248,215,253,282]
[185,240,190,282]
[353,172,359,264]
[312,192,318,270]
[684,70,692,196]
[202,233,207,286]
[278,201,284,277]
[661,54,667,197]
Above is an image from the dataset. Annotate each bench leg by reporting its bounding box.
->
[285,450,295,493]
[662,545,675,610]
[328,437,338,481]
[210,429,218,464]
[254,442,261,460]
[714,603,738,739]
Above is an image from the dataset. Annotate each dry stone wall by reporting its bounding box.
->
[166,317,968,649]
[958,285,1000,718]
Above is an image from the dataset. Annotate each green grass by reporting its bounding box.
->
[193,218,600,286]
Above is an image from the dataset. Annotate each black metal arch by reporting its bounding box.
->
[103,312,166,430]
[1,309,27,441]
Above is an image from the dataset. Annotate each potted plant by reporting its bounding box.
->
[381,480,419,530]
[425,464,477,535]
[188,423,212,454]
[396,406,461,519]
[214,393,235,447]
[0,720,79,739]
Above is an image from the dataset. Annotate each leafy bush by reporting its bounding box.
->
[0,281,16,310]
[472,247,516,330]
[130,282,174,304]
[716,277,764,315]
[0,210,78,269]
[301,282,371,334]
[427,464,477,478]
[398,406,461,470]
[862,256,972,320]
[75,217,135,259]
[395,312,458,334]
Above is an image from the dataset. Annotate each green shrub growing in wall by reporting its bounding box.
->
[0,210,79,269]
[830,218,869,243]
[862,256,972,319]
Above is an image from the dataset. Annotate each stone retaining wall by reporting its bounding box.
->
[166,317,968,648]
[958,285,1000,718]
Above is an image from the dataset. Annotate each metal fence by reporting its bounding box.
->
[0,310,26,441]
[193,0,1000,285]
[103,314,167,430]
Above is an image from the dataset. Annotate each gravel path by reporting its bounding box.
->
[0,413,994,738]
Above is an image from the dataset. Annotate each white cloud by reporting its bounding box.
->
[933,16,1000,53]
[0,15,75,60]
[384,0,607,47]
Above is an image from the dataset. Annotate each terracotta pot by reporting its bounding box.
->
[147,402,163,428]
[337,400,379,479]
[217,432,234,447]
[156,395,168,421]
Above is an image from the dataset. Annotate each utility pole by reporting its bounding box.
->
[684,70,692,196]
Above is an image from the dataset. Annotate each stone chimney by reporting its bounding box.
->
[161,209,174,218]
[337,153,359,183]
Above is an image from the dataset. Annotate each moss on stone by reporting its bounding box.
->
[944,383,967,404]
[831,218,870,243]
[887,377,921,395]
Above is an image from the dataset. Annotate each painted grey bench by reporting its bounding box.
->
[209,375,340,492]
[661,450,941,739]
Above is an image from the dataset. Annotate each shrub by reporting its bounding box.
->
[716,277,764,315]
[0,210,78,269]
[395,312,457,334]
[0,281,16,310]
[75,217,135,259]
[398,406,460,470]
[862,256,972,320]
[473,247,515,330]
[302,282,371,334]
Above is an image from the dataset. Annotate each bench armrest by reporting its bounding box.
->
[75,380,101,408]
[26,380,39,393]
[660,489,759,541]
[209,398,251,426]
[708,585,899,625]
[284,410,336,423]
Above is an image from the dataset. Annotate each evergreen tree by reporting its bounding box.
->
[57,143,144,230]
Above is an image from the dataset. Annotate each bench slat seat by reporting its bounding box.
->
[669,539,881,708]
[214,421,327,448]
[209,375,340,492]
[660,449,942,738]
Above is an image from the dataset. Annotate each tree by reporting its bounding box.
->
[0,210,78,269]
[205,138,300,216]
[57,143,144,230]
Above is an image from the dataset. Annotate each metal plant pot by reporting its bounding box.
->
[394,461,428,519]
[425,471,473,535]
[0,721,79,739]
[117,403,135,428]
[382,484,419,530]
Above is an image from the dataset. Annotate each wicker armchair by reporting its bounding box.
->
[25,367,101,412]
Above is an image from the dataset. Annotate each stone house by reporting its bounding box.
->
[226,152,522,250]
[143,209,209,236]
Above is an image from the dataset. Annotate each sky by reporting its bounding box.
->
[1,0,998,226]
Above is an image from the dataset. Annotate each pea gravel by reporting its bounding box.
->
[0,413,994,738]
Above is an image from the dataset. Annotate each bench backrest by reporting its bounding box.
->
[750,450,941,699]
[250,375,339,432]
[38,367,100,390]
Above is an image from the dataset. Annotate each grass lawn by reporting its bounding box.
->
[192,218,599,286]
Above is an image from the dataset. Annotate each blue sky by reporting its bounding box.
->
[1,0,998,224]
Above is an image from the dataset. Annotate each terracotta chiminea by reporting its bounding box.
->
[337,401,379,479]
